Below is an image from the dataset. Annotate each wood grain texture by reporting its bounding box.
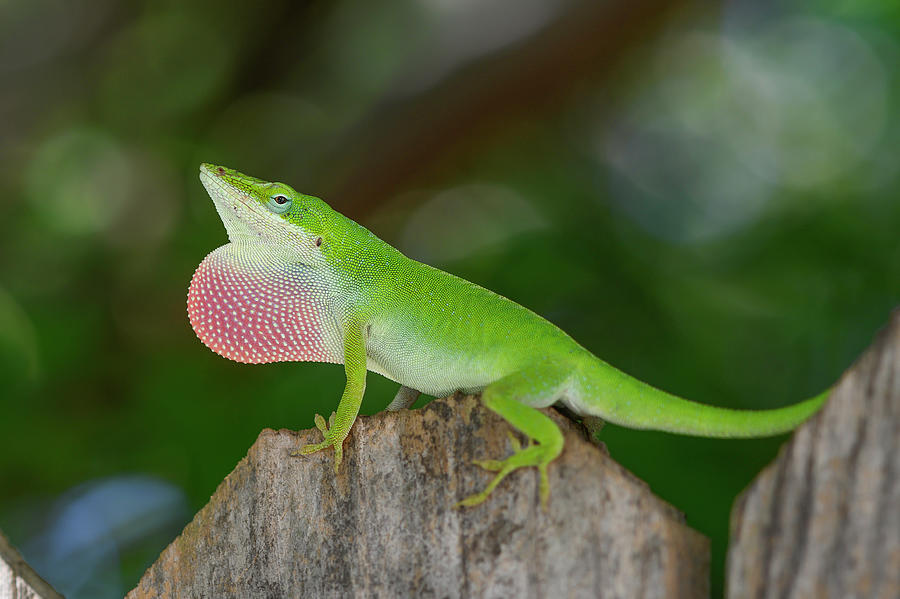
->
[727,310,900,599]
[128,394,709,599]
[0,530,63,599]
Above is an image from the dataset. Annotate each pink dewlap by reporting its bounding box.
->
[187,248,340,364]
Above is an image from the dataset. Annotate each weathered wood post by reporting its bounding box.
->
[1,530,63,599]
[727,310,900,598]
[127,395,709,598]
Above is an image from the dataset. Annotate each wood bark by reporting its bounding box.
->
[0,530,63,599]
[727,310,900,599]
[128,395,709,598]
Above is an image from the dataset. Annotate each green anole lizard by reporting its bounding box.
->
[188,164,829,507]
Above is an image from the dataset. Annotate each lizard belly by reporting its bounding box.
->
[365,331,499,398]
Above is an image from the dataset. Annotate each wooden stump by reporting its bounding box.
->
[727,311,900,598]
[128,395,709,598]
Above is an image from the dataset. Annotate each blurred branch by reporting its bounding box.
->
[320,0,684,215]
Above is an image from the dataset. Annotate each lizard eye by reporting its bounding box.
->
[267,194,292,214]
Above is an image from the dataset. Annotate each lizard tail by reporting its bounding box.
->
[573,359,829,438]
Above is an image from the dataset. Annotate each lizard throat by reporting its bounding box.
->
[187,245,343,365]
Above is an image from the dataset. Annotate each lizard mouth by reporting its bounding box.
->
[199,164,274,244]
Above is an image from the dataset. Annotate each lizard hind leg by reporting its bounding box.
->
[386,385,421,411]
[456,362,571,510]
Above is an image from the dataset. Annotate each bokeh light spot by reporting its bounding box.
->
[400,184,546,263]
[601,15,891,243]
[26,129,132,235]
[25,128,178,246]
[100,11,230,122]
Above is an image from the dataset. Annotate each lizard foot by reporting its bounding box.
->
[290,412,345,471]
[455,436,553,510]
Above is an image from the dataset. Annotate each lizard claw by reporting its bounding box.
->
[312,413,328,435]
[506,430,522,451]
[472,459,504,472]
[456,443,554,510]
[291,414,345,471]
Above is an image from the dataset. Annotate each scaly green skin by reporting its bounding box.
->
[188,164,829,508]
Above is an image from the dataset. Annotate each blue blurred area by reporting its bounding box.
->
[12,476,188,598]
[1,0,898,595]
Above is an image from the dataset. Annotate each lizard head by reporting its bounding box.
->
[199,163,333,266]
[189,164,346,365]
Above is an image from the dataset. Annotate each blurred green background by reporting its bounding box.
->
[1,0,898,596]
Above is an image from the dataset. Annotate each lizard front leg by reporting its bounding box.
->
[291,319,367,471]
